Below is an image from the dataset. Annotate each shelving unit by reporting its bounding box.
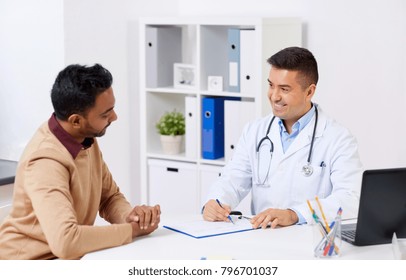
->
[139,17,302,214]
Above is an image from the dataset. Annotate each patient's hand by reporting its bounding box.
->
[126,204,161,238]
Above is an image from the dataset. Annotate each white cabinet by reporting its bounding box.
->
[148,159,198,214]
[139,17,302,213]
[199,164,223,208]
[199,164,252,215]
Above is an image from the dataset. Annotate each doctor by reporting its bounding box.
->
[203,47,363,229]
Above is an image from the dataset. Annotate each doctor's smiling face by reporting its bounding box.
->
[266,47,319,132]
[267,67,316,132]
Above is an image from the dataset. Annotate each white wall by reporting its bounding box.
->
[2,0,406,205]
[63,0,180,204]
[0,0,64,160]
[177,0,406,169]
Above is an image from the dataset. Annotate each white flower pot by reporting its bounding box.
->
[160,135,183,155]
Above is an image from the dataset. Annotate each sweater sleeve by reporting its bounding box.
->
[98,159,133,224]
[24,152,133,260]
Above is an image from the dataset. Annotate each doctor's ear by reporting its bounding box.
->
[306,84,316,98]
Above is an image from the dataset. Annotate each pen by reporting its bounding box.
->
[320,162,326,177]
[306,199,314,214]
[329,208,343,229]
[307,200,327,232]
[315,196,331,232]
[238,215,252,221]
[313,211,328,234]
[306,199,316,220]
[215,199,234,224]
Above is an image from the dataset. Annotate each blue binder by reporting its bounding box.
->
[202,97,240,159]
[202,97,225,159]
[228,28,240,92]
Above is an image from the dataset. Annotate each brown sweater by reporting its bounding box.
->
[0,118,133,259]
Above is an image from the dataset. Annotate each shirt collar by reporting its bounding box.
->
[48,113,94,159]
[278,104,316,134]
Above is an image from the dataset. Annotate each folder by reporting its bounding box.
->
[224,100,256,162]
[240,29,256,96]
[185,96,198,159]
[227,28,240,92]
[163,217,255,239]
[202,97,226,159]
[145,26,182,88]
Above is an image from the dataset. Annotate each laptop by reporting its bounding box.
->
[341,168,406,246]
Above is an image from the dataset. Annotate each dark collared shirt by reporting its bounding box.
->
[48,114,94,159]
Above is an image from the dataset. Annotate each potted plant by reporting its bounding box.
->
[155,110,185,155]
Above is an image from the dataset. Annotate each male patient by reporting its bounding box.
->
[0,64,160,259]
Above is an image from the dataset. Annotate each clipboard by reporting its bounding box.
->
[163,217,255,239]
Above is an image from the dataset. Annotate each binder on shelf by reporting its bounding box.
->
[145,26,182,88]
[227,28,240,92]
[240,29,256,96]
[224,100,256,162]
[185,96,198,159]
[202,97,225,159]
[202,97,240,159]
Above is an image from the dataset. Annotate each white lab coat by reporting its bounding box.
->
[206,105,363,223]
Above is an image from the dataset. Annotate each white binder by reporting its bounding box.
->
[240,29,256,96]
[224,100,255,162]
[185,96,198,159]
[227,28,240,92]
[145,26,182,88]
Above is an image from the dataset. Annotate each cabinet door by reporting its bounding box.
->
[148,159,198,214]
[200,165,252,215]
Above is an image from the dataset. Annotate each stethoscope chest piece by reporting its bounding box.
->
[301,164,313,177]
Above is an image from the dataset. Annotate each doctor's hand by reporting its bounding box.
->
[126,204,161,238]
[251,208,298,229]
[203,199,231,222]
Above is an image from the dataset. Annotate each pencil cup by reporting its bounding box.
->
[392,232,406,260]
[312,216,342,258]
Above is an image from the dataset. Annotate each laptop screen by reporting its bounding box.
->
[351,168,406,246]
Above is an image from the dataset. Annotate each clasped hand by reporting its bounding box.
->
[126,204,161,238]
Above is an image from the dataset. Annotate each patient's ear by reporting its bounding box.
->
[67,114,82,128]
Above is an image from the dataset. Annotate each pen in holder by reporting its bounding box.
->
[313,215,342,258]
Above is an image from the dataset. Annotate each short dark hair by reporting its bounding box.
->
[267,47,318,89]
[51,64,113,120]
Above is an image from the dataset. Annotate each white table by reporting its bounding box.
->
[83,215,394,260]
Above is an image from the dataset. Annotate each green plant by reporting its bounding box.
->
[155,110,185,136]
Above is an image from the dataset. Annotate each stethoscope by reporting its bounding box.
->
[256,105,318,184]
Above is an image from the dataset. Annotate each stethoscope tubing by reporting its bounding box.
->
[256,104,319,179]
